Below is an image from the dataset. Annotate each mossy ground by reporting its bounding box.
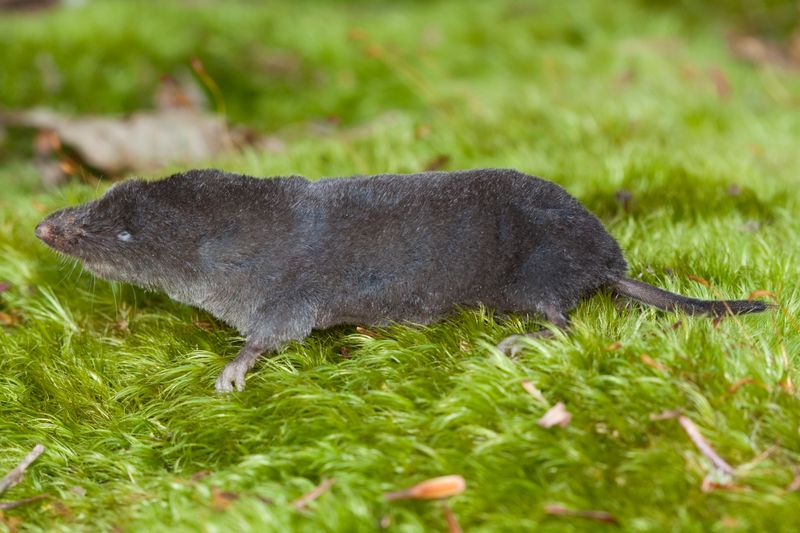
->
[1,1,800,531]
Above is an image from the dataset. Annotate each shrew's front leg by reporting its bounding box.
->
[215,310,315,393]
[215,338,272,393]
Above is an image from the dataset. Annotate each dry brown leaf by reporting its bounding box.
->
[640,354,668,371]
[384,475,466,501]
[605,342,622,351]
[292,478,336,510]
[678,416,735,474]
[210,486,238,512]
[544,504,619,525]
[339,346,352,359]
[0,108,261,176]
[538,402,572,429]
[442,503,463,533]
[521,380,547,404]
[687,274,710,286]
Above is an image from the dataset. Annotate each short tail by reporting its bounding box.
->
[613,278,770,316]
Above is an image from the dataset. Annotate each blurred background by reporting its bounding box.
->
[1,0,798,193]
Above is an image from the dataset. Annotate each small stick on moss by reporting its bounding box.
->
[292,478,336,511]
[678,416,734,474]
[0,444,45,496]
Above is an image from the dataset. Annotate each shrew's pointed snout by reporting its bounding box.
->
[35,220,55,242]
[35,209,82,252]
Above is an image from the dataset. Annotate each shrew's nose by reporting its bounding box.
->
[35,221,53,241]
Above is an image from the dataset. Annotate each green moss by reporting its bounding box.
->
[1,0,800,531]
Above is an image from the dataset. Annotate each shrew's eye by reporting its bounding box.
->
[117,231,132,242]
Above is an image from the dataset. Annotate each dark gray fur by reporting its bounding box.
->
[35,168,768,391]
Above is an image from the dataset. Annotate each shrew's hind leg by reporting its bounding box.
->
[496,306,568,357]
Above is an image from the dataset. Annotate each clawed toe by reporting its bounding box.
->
[215,361,249,393]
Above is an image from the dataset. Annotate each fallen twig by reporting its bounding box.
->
[0,444,45,496]
[292,478,336,510]
[678,416,734,474]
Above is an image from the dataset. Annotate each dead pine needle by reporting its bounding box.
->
[442,502,463,533]
[0,444,46,496]
[0,493,50,510]
[787,468,800,492]
[677,416,735,474]
[292,478,336,511]
[545,504,619,525]
[384,475,466,501]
